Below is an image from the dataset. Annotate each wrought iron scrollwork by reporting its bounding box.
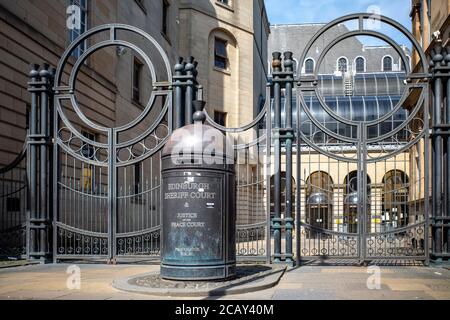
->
[116,229,161,256]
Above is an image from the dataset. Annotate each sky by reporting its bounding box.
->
[265,0,412,46]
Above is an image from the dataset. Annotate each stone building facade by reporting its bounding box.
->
[179,0,269,127]
[411,0,450,69]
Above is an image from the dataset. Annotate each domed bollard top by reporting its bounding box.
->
[160,101,236,280]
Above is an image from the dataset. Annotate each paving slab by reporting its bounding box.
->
[0,263,449,300]
[273,288,338,300]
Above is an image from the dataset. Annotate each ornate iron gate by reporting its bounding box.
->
[50,24,270,262]
[268,14,431,264]
[52,25,173,261]
[3,14,442,265]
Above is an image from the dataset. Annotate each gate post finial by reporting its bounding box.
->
[185,56,195,74]
[29,64,40,80]
[192,100,206,124]
[175,57,185,74]
[39,63,50,87]
[431,42,444,66]
[272,52,282,72]
[283,51,294,72]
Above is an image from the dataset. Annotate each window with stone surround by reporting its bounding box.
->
[383,56,393,72]
[337,57,348,73]
[304,58,314,74]
[355,57,365,73]
[214,38,228,70]
[216,0,231,7]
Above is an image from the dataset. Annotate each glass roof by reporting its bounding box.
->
[269,95,407,140]
[266,72,409,141]
[318,72,406,96]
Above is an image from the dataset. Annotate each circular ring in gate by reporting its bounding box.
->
[295,13,430,162]
[53,24,172,135]
[297,13,429,133]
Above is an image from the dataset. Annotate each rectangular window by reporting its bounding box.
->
[68,0,88,59]
[162,0,170,36]
[133,58,143,104]
[214,38,228,70]
[217,0,229,5]
[214,111,227,127]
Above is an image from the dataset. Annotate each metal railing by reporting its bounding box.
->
[0,143,28,259]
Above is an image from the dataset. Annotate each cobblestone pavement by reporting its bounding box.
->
[0,263,449,300]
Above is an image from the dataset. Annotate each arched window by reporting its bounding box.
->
[305,171,333,236]
[355,57,365,73]
[304,58,314,74]
[337,57,348,73]
[383,56,393,71]
[381,170,409,231]
[209,28,237,72]
[343,171,371,233]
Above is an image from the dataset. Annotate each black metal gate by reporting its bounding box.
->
[50,24,270,262]
[52,25,173,261]
[0,145,27,259]
[268,14,431,264]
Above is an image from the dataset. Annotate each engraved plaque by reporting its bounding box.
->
[162,173,223,263]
